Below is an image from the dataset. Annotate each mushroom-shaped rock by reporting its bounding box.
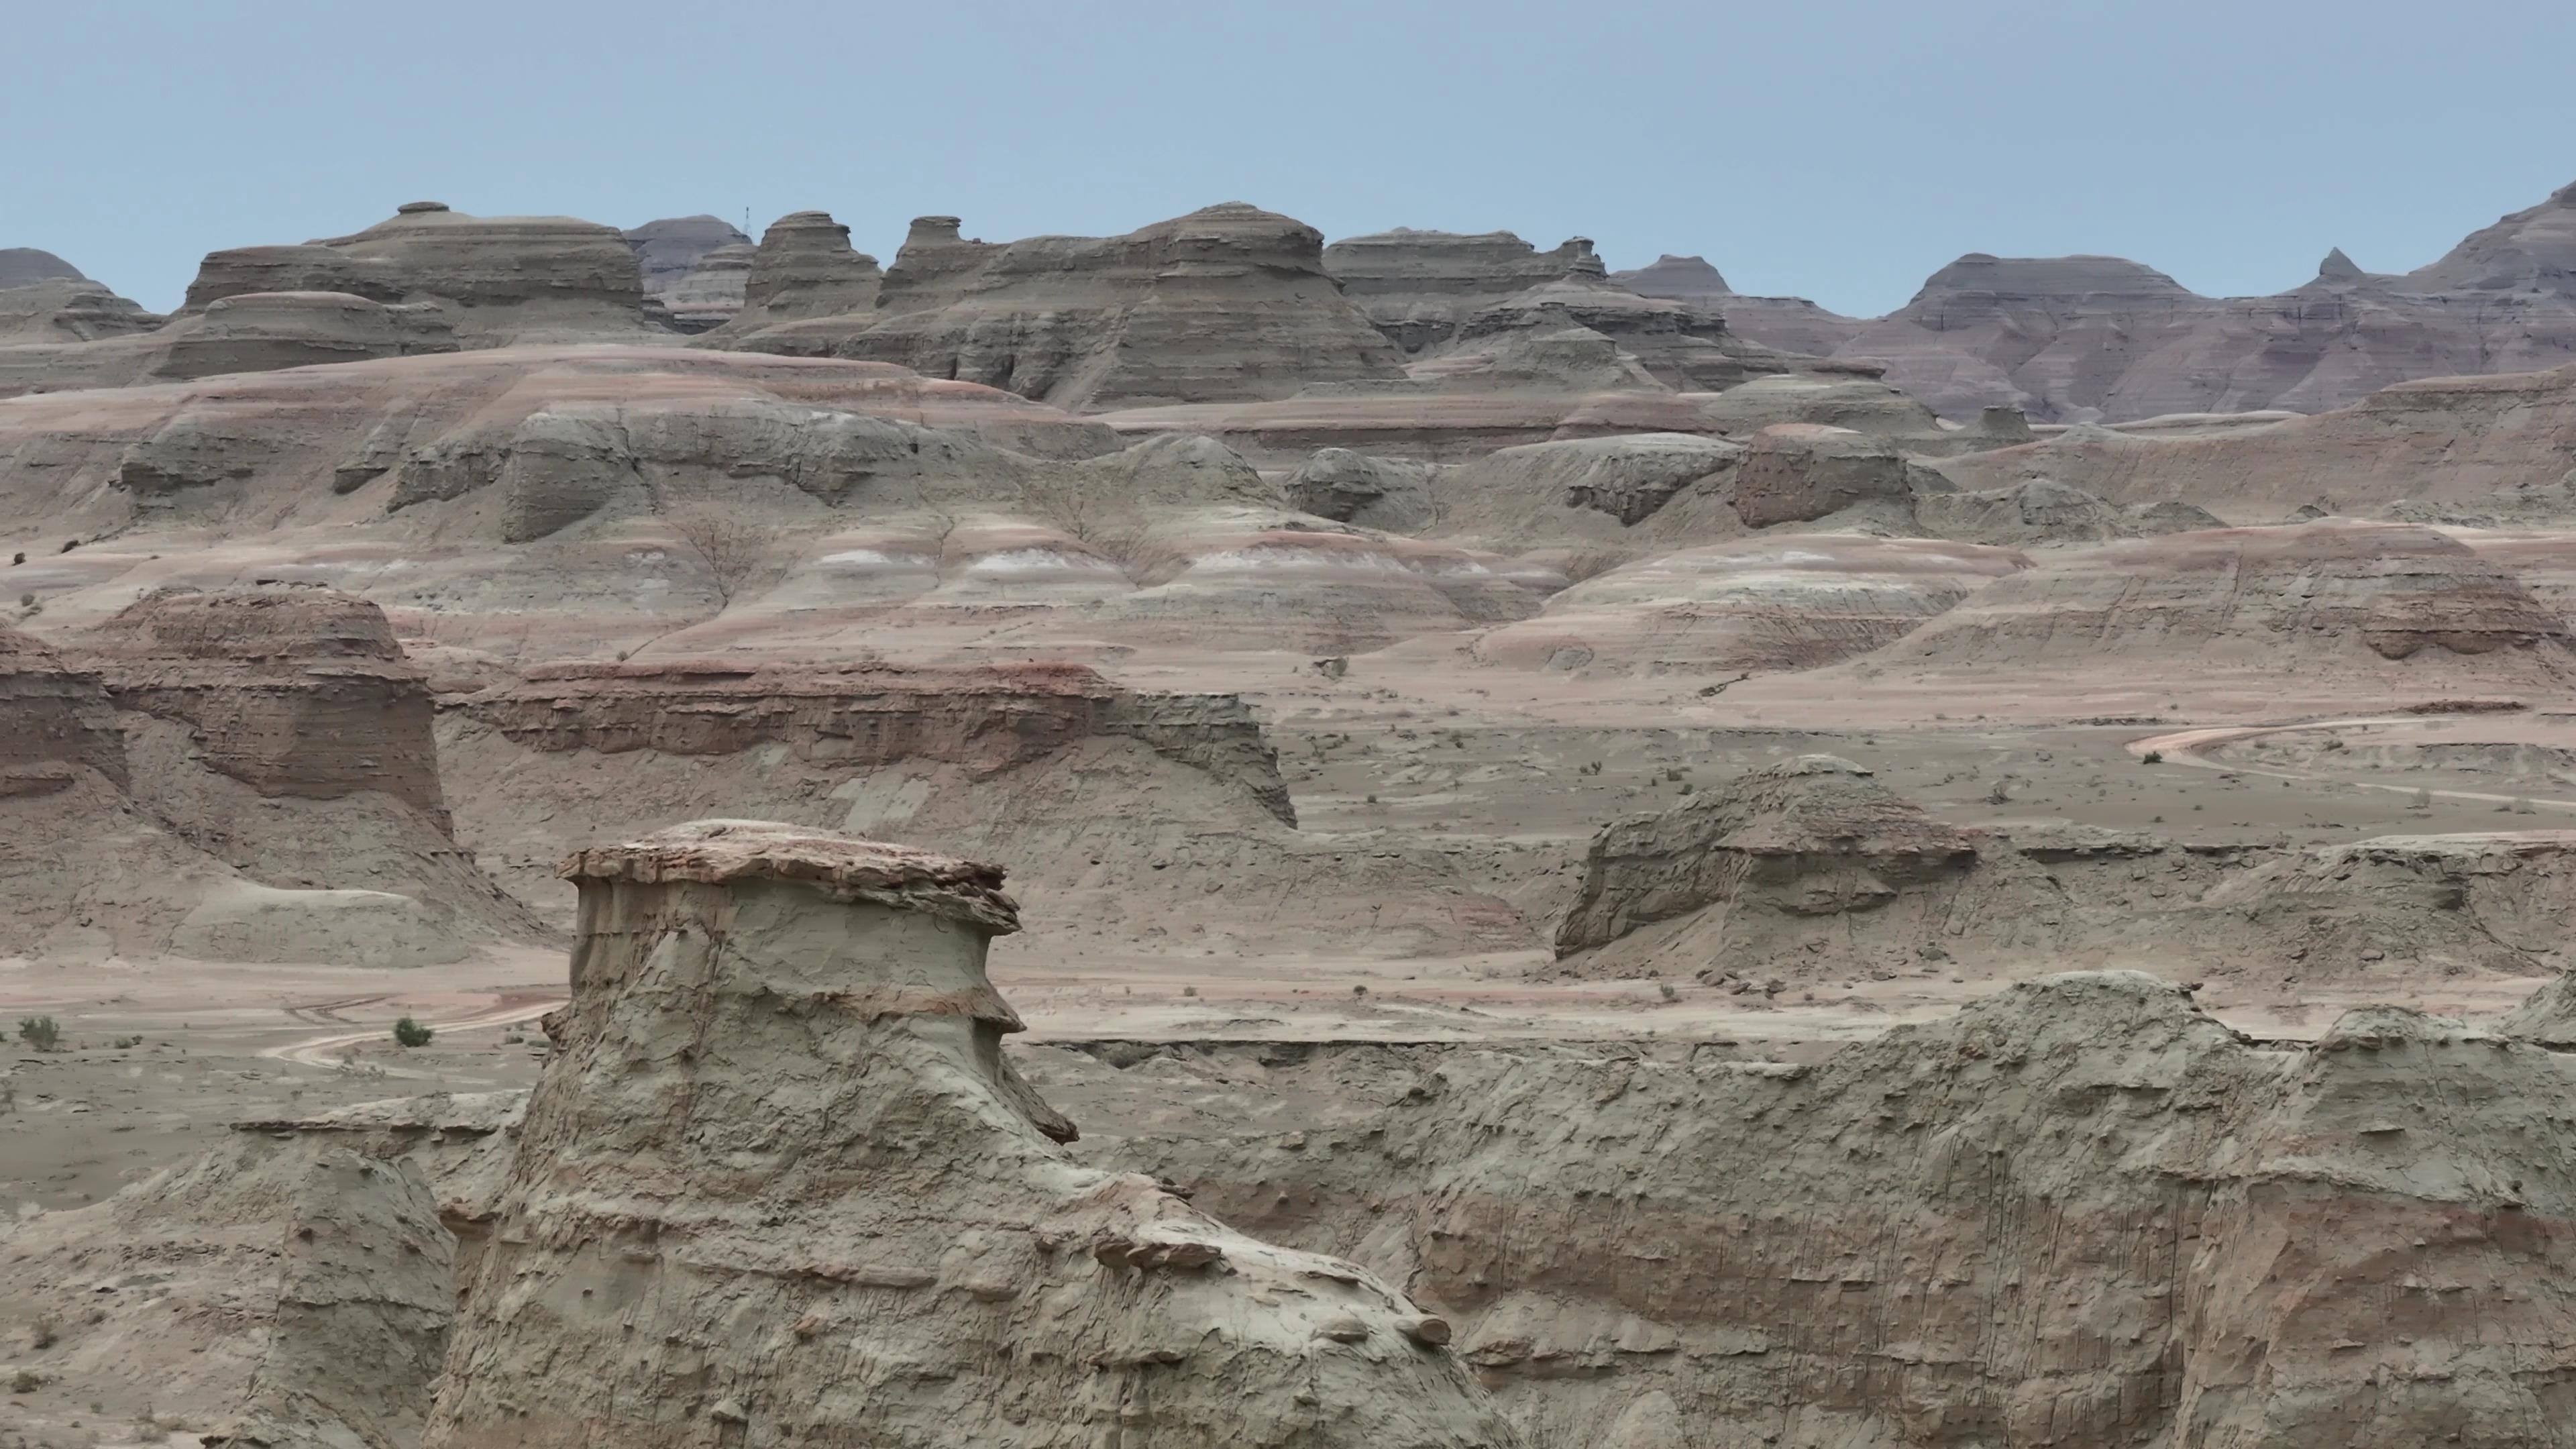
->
[423,820,1515,1448]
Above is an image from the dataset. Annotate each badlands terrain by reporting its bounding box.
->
[3,182,2576,1446]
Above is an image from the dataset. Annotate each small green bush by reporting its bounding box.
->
[391,1017,434,1049]
[16,1016,60,1051]
[2141,750,2164,765]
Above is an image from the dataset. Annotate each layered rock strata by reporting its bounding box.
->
[794,204,1407,409]
[455,658,1296,826]
[179,201,655,345]
[1322,229,1605,352]
[698,209,883,340]
[1885,520,2576,680]
[421,820,1517,1449]
[1062,971,2576,1448]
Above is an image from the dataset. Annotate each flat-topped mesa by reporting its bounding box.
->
[1447,272,1874,393]
[81,586,450,818]
[179,202,653,344]
[423,819,1513,1449]
[698,210,883,339]
[1323,228,1609,352]
[1609,253,1733,301]
[826,202,1408,410]
[0,624,127,796]
[1899,252,2206,322]
[457,658,1297,826]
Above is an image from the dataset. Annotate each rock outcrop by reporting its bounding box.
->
[0,274,162,345]
[0,246,87,288]
[1442,273,1866,395]
[456,658,1295,826]
[1432,431,1748,547]
[1935,360,2576,520]
[1554,754,1978,957]
[1284,446,1442,531]
[421,820,1517,1449]
[1468,536,2029,675]
[623,213,751,327]
[0,588,544,963]
[85,585,449,818]
[0,1134,454,1447]
[0,288,453,395]
[1061,971,2576,1448]
[1883,521,2576,682]
[810,204,1407,409]
[1909,475,2224,545]
[1322,228,1603,352]
[699,209,884,341]
[180,201,655,345]
[1611,253,1870,358]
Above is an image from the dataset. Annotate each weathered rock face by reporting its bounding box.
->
[422,820,1517,1449]
[1938,360,2576,521]
[0,346,1114,539]
[820,203,1407,410]
[1729,424,1915,528]
[1910,475,2224,546]
[1284,446,1441,531]
[1063,971,2576,1449]
[180,201,654,344]
[0,1134,454,1447]
[1886,521,2576,680]
[623,213,751,325]
[1468,536,2029,676]
[1611,253,1872,360]
[1434,431,1747,547]
[657,240,753,330]
[1554,754,1978,957]
[1445,274,1862,394]
[0,623,126,796]
[84,585,450,818]
[2405,179,2576,292]
[0,274,162,345]
[701,210,885,340]
[1322,229,1603,353]
[0,288,452,396]
[456,659,1295,826]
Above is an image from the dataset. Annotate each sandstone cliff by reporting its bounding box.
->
[623,213,751,329]
[421,820,1519,1448]
[1056,971,2576,1448]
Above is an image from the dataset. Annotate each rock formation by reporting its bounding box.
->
[1910,475,2224,545]
[0,589,540,963]
[1611,253,1870,359]
[0,274,162,345]
[796,204,1407,410]
[0,1133,454,1447]
[457,658,1293,825]
[180,201,656,345]
[421,820,1517,1449]
[0,246,87,288]
[654,240,753,330]
[0,288,457,396]
[1935,360,2576,519]
[1883,520,2576,682]
[1323,229,1604,352]
[1468,536,2029,675]
[1554,754,1978,959]
[1284,447,1442,531]
[623,213,751,327]
[1063,971,2576,1448]
[85,585,450,818]
[0,346,1116,540]
[1442,272,1868,395]
[1432,432,1748,547]
[698,209,885,341]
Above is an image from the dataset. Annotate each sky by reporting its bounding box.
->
[7,0,2573,317]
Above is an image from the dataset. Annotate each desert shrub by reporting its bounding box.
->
[391,1016,434,1049]
[2141,750,2163,765]
[15,1016,60,1051]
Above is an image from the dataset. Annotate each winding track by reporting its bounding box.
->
[2125,716,2576,814]
[258,997,561,1071]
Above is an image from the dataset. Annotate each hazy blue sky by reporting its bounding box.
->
[8,0,2573,316]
